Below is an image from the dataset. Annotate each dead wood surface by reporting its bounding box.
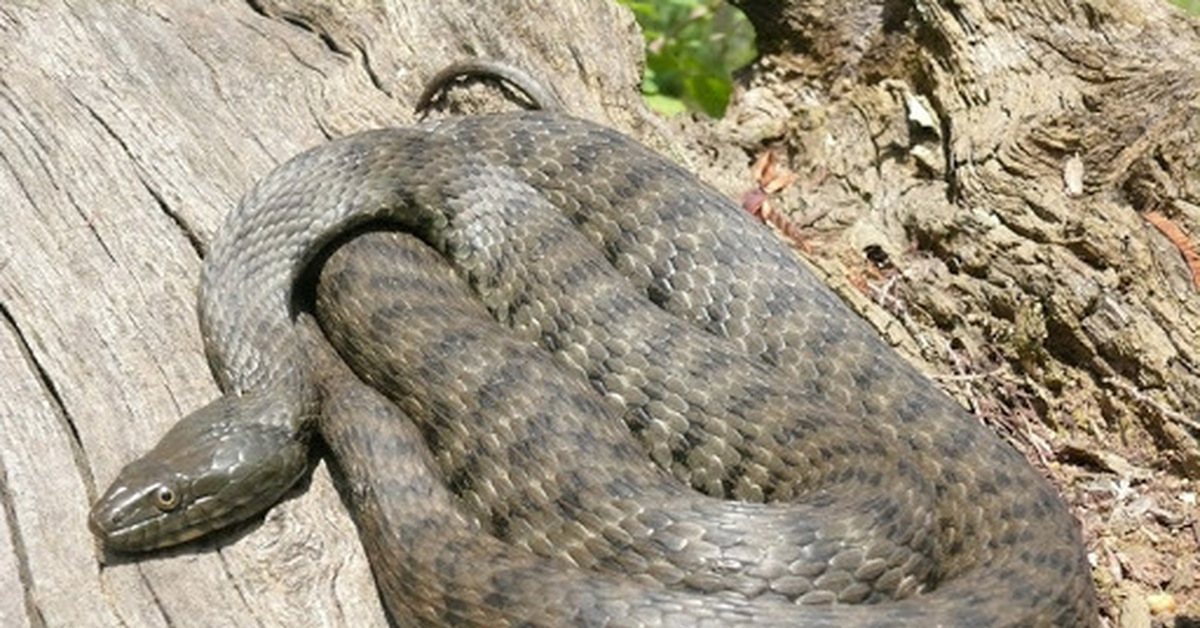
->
[0,2,646,626]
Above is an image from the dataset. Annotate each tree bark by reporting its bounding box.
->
[730,0,1200,474]
[1,1,1197,626]
[722,0,1200,621]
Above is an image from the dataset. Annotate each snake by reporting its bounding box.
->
[89,63,1099,626]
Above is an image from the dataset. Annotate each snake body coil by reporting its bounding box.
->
[91,111,1098,626]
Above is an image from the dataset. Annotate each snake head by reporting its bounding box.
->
[90,391,310,552]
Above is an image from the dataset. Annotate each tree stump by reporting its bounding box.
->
[720,0,1200,621]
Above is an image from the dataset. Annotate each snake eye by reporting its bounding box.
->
[154,485,180,511]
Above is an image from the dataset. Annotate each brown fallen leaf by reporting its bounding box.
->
[1142,210,1200,291]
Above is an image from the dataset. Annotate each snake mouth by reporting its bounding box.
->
[90,481,238,553]
[89,486,159,552]
[89,483,183,553]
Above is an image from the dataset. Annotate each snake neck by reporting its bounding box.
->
[195,131,435,396]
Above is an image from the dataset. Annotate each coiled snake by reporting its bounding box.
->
[90,68,1099,626]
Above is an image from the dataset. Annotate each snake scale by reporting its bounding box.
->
[90,72,1099,626]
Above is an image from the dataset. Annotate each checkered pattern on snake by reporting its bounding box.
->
[95,111,1099,627]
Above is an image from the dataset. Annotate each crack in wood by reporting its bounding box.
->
[140,180,206,259]
[70,92,207,260]
[0,303,68,628]
[0,303,90,479]
[216,551,266,628]
[244,0,352,59]
[2,85,119,263]
[244,0,391,99]
[354,41,388,96]
[0,456,46,628]
[134,567,175,628]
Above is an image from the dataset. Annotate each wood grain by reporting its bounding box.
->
[0,2,645,626]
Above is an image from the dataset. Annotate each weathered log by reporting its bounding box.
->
[0,2,644,626]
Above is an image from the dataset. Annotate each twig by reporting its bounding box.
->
[928,364,1009,382]
[1106,376,1200,433]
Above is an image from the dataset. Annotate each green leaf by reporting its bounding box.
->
[617,0,757,117]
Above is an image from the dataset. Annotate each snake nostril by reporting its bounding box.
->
[87,509,108,537]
